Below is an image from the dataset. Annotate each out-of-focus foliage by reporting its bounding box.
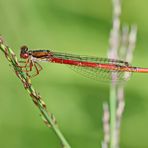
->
[0,0,148,148]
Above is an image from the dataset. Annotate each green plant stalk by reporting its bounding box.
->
[38,102,70,148]
[0,39,71,148]
[109,84,116,148]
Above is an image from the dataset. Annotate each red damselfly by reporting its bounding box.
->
[20,45,148,82]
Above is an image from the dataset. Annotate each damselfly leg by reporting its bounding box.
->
[19,59,43,78]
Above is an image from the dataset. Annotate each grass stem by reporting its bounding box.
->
[0,37,71,148]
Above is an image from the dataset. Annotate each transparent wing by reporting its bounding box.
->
[52,52,132,82]
[53,52,129,65]
[68,64,131,82]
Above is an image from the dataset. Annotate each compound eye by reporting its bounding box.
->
[20,45,28,52]
[20,53,29,59]
[20,45,29,59]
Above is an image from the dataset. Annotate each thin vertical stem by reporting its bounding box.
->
[108,0,121,147]
[109,84,117,148]
[115,25,137,147]
[102,103,110,148]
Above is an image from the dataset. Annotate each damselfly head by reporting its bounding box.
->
[20,45,29,59]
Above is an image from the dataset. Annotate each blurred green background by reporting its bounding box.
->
[0,0,148,147]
